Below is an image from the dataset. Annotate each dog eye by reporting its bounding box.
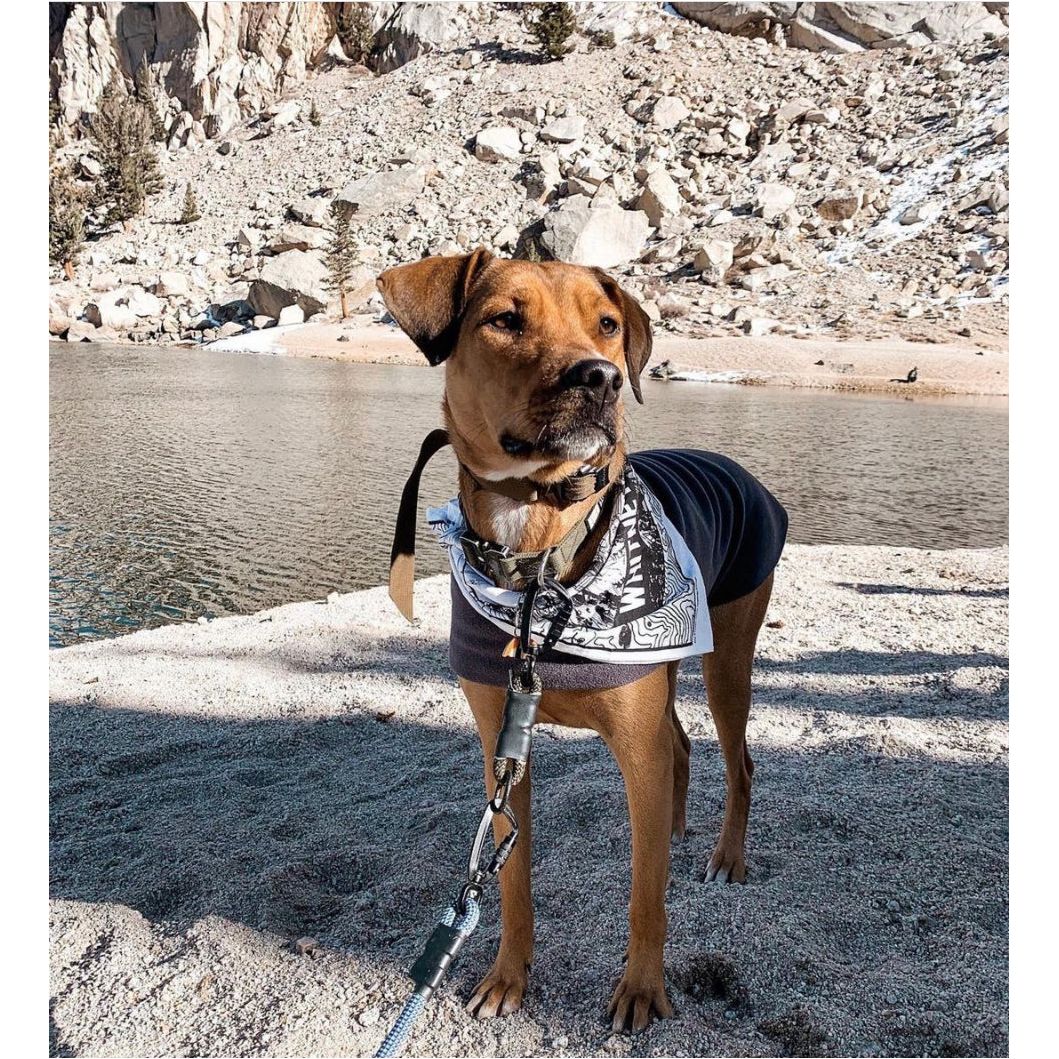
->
[488,311,522,333]
[600,316,619,335]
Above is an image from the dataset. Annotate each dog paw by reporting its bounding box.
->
[608,968,674,1034]
[466,959,528,1019]
[704,841,747,884]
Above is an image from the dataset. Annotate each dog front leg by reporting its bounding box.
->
[462,680,533,1018]
[602,699,675,1034]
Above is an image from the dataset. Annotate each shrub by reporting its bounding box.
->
[89,78,162,227]
[325,200,357,317]
[336,4,376,65]
[524,2,578,61]
[179,184,201,225]
[134,56,167,142]
[49,139,85,278]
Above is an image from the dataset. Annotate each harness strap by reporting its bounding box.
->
[388,429,612,621]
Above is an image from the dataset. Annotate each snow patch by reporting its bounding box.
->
[204,324,308,355]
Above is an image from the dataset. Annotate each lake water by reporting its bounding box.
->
[50,345,1008,647]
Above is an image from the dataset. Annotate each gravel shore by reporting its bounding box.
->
[50,544,1008,1057]
[208,321,1009,398]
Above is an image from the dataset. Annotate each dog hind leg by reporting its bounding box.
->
[701,572,774,884]
[666,661,690,841]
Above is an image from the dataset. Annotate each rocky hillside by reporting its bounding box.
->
[48,2,1009,349]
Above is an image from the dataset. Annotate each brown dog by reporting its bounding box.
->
[377,250,777,1033]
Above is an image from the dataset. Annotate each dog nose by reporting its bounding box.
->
[560,359,623,403]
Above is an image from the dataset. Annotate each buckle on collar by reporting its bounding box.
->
[461,535,542,591]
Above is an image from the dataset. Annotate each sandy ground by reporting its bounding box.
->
[207,322,1009,398]
[49,545,1008,1058]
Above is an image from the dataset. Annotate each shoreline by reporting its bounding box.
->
[102,321,1008,398]
[50,544,1008,1057]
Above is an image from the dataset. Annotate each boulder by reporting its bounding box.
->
[267,224,328,253]
[672,1,1004,49]
[787,18,864,52]
[248,250,329,317]
[65,319,100,342]
[804,107,841,126]
[672,3,798,32]
[288,197,332,227]
[738,263,791,291]
[898,202,941,226]
[775,98,815,125]
[918,3,1006,42]
[818,3,1004,45]
[49,292,77,336]
[153,271,192,298]
[335,167,430,219]
[636,170,683,227]
[474,126,522,163]
[744,317,780,337]
[85,291,138,331]
[269,99,302,129]
[651,96,691,131]
[540,115,586,144]
[78,154,102,179]
[127,289,163,317]
[817,188,864,222]
[756,183,796,221]
[374,2,463,74]
[277,304,305,326]
[541,201,653,269]
[693,239,735,283]
[237,227,261,253]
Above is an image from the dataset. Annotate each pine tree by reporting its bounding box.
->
[325,200,357,318]
[525,2,578,61]
[336,4,376,65]
[49,136,85,279]
[179,184,201,225]
[134,56,167,142]
[89,78,162,227]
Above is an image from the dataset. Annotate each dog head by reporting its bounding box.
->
[376,250,652,480]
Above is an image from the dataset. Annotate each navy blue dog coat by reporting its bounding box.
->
[445,449,788,691]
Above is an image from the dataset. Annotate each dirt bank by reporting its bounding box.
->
[50,544,1008,1057]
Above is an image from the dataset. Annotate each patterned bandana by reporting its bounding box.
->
[427,468,712,664]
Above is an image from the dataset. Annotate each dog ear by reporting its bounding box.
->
[376,248,494,366]
[593,270,653,404]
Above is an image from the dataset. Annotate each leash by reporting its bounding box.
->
[373,559,566,1058]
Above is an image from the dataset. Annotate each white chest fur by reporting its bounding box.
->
[486,494,531,548]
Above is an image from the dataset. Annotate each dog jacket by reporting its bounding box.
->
[436,449,788,690]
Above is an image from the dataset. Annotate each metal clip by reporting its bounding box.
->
[466,780,519,891]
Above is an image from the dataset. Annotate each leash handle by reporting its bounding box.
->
[388,428,451,622]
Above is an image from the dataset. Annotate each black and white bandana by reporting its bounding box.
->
[427,468,712,664]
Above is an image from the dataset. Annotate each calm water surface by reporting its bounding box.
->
[50,345,1007,647]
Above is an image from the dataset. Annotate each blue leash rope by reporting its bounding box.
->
[373,896,481,1058]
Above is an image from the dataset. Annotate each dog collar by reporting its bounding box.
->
[389,429,614,621]
[460,462,611,507]
[458,493,608,592]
